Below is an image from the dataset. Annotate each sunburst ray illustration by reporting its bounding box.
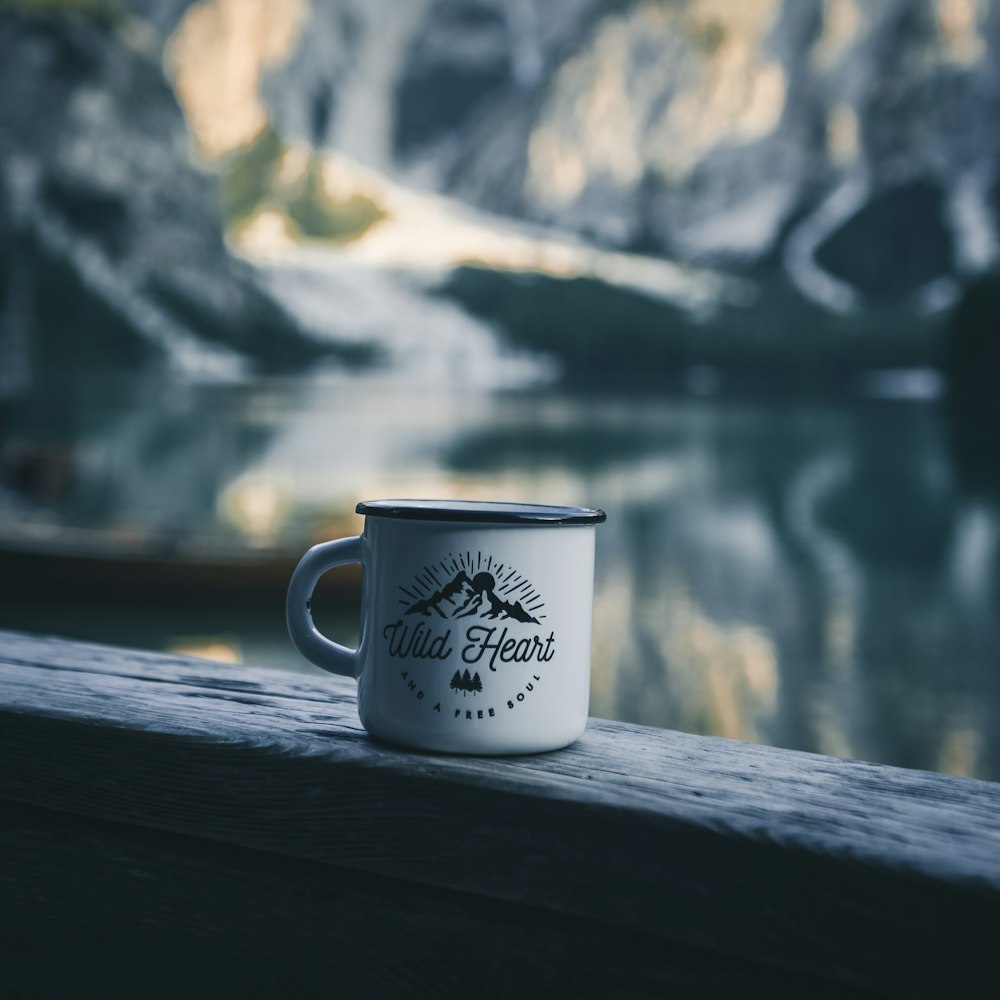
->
[399,555,544,625]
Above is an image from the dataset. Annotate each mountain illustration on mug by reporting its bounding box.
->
[400,555,544,625]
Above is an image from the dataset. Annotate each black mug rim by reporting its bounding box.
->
[356,498,606,526]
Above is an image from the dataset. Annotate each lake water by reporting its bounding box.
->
[2,371,998,780]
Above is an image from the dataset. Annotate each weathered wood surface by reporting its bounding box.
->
[1,800,853,999]
[1,629,999,997]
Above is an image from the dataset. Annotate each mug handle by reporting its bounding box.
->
[286,536,366,678]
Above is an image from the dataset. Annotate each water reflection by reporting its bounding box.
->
[2,376,998,780]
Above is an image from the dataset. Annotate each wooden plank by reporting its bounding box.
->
[1,629,999,996]
[0,800,860,999]
[0,541,359,604]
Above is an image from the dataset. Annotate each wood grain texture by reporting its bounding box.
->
[0,801,861,1000]
[1,629,999,997]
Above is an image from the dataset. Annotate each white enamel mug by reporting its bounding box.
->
[286,499,606,754]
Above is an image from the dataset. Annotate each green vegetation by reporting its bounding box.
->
[445,422,670,474]
[220,127,285,225]
[441,266,944,391]
[285,164,384,242]
[221,127,385,244]
[32,252,153,372]
[0,199,149,375]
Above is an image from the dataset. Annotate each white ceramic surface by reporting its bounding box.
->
[286,500,604,754]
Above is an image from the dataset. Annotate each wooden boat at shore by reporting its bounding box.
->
[0,517,360,604]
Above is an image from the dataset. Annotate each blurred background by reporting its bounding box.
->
[2,0,999,778]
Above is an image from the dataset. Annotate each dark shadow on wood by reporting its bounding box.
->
[1,630,998,997]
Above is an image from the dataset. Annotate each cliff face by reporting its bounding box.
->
[0,5,354,385]
[265,0,1000,315]
[4,0,999,385]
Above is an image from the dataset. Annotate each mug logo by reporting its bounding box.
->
[383,552,554,720]
[403,567,541,624]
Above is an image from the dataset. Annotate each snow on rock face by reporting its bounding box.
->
[262,0,1000,311]
[0,1,546,387]
[0,6,351,379]
[5,0,1000,386]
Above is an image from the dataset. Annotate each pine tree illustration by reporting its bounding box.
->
[461,669,473,695]
[450,670,462,693]
[472,672,483,694]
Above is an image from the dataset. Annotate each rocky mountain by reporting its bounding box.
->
[264,1,1000,303]
[406,570,539,623]
[0,4,370,390]
[4,0,999,388]
[261,0,1000,383]
[406,570,479,619]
